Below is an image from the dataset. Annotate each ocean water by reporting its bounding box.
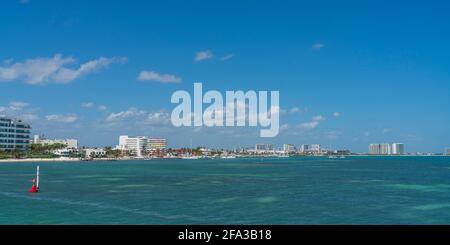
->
[1,156,450,224]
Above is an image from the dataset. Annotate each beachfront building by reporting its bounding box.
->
[445,148,450,156]
[118,135,146,157]
[255,144,274,153]
[283,144,296,153]
[391,143,405,155]
[0,117,31,151]
[117,135,167,157]
[299,144,321,155]
[33,135,79,149]
[83,148,106,158]
[145,138,167,151]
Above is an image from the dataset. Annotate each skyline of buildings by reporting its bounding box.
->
[1,116,449,156]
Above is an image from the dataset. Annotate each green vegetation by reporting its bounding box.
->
[0,149,25,159]
[0,143,70,159]
[104,147,121,158]
[30,143,67,153]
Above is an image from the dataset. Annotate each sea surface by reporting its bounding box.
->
[1,156,450,224]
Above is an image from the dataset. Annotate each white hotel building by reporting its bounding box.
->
[117,135,167,157]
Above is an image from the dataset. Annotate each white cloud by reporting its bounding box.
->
[221,53,235,61]
[8,101,29,111]
[280,123,289,131]
[105,107,171,128]
[382,128,391,134]
[312,115,325,121]
[194,50,214,61]
[106,107,146,122]
[0,54,127,85]
[290,107,301,113]
[82,102,107,111]
[81,102,95,108]
[312,43,325,50]
[333,112,341,117]
[137,70,181,83]
[45,114,78,123]
[298,121,320,130]
[298,115,325,130]
[0,101,38,122]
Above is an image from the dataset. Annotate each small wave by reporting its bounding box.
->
[0,191,201,222]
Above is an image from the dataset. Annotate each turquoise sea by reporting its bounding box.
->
[1,156,450,224]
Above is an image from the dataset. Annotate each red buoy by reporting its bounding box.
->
[28,166,40,193]
[29,184,38,193]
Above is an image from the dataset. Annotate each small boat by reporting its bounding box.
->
[28,165,39,193]
[181,155,201,159]
[327,155,338,159]
[221,155,236,159]
[277,155,290,158]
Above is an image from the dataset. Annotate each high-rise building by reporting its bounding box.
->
[369,143,405,155]
[118,135,147,157]
[369,144,381,155]
[380,143,391,155]
[0,117,31,151]
[391,143,405,155]
[445,148,450,156]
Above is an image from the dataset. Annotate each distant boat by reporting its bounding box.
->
[181,155,201,160]
[221,155,236,159]
[277,155,290,158]
[339,155,346,159]
[327,155,338,159]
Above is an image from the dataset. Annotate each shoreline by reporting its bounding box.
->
[0,157,118,163]
[0,154,448,163]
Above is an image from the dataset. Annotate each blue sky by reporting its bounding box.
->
[1,0,449,152]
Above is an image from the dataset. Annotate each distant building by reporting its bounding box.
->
[283,144,296,153]
[445,148,450,156]
[380,143,391,155]
[146,138,167,151]
[83,148,106,158]
[33,135,79,149]
[335,150,351,155]
[369,143,405,155]
[369,144,381,155]
[0,117,31,151]
[117,135,167,156]
[392,143,405,155]
[118,135,146,157]
[300,144,321,154]
[255,144,274,152]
